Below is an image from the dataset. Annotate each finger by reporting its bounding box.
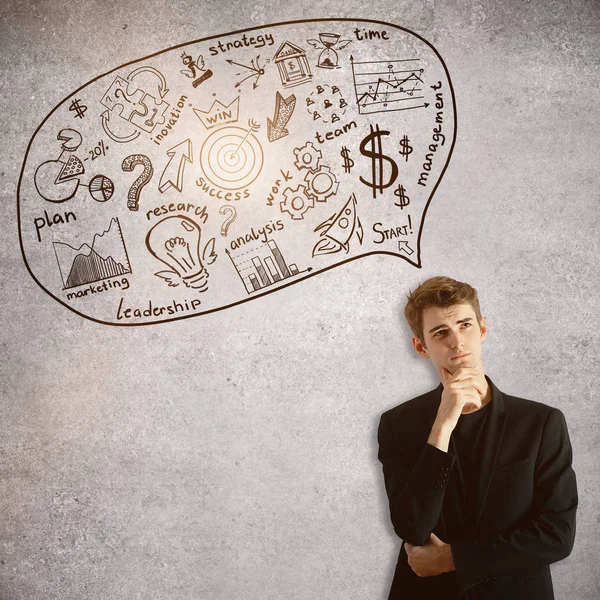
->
[455,374,486,396]
[448,376,479,387]
[441,367,452,384]
[449,377,485,394]
[449,378,486,396]
[471,381,485,396]
[447,379,483,393]
[449,367,481,381]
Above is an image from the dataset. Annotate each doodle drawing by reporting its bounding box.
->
[88,175,114,203]
[219,206,237,236]
[273,42,313,88]
[159,140,193,193]
[146,215,217,291]
[351,56,427,115]
[226,239,311,294]
[199,119,264,191]
[34,129,85,203]
[53,217,131,289]
[100,67,170,142]
[305,84,348,124]
[180,52,213,87]
[121,154,154,211]
[267,92,296,142]
[68,98,87,119]
[227,55,269,89]
[313,193,363,256]
[193,96,240,129]
[340,146,354,173]
[359,124,399,199]
[306,33,352,69]
[394,184,410,209]
[280,185,315,220]
[398,134,413,161]
[303,165,339,202]
[19,19,457,325]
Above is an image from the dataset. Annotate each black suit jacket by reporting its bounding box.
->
[378,377,578,599]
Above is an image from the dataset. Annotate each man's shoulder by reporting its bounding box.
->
[379,387,440,425]
[501,390,559,415]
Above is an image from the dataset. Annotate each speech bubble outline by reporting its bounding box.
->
[18,18,456,327]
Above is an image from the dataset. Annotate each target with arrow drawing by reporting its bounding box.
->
[199,120,264,190]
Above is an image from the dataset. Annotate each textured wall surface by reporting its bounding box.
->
[1,1,599,599]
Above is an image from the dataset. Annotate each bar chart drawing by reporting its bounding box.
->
[226,239,310,294]
[350,56,427,115]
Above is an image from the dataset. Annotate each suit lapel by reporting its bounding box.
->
[427,377,508,539]
[471,377,507,537]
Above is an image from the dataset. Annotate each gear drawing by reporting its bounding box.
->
[293,141,322,172]
[280,185,315,220]
[304,165,339,202]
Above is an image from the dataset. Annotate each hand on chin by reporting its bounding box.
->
[448,355,472,371]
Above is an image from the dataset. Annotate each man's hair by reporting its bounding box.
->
[404,276,483,342]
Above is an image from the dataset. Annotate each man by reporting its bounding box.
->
[378,276,577,599]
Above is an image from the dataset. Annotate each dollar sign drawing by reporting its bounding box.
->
[398,135,413,162]
[394,184,410,209]
[68,98,87,119]
[359,124,398,199]
[340,146,354,173]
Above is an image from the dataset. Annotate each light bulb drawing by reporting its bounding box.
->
[145,215,217,291]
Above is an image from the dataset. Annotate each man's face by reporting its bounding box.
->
[412,303,487,378]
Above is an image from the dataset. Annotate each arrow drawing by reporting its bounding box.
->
[227,55,269,89]
[231,119,261,160]
[267,92,296,142]
[101,110,140,143]
[159,139,193,193]
[397,240,414,255]
[128,65,169,99]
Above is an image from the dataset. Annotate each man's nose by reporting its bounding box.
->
[448,331,464,349]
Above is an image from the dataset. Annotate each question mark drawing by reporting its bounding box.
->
[219,205,237,236]
[121,154,153,211]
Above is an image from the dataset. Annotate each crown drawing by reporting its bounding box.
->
[193,97,240,129]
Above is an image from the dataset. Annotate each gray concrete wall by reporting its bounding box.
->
[1,1,598,598]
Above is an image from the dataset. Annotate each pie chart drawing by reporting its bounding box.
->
[200,126,264,191]
[89,174,114,202]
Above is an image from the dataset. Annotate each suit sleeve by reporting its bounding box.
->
[378,412,457,546]
[451,407,578,587]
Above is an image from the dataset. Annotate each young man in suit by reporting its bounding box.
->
[378,276,578,599]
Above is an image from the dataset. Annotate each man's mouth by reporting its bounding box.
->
[450,353,470,360]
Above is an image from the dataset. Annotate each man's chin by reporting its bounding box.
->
[448,357,473,371]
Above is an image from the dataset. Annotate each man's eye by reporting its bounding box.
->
[434,330,446,337]
[462,323,471,328]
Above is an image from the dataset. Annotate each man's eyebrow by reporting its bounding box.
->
[428,317,473,334]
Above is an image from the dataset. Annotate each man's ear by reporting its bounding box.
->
[479,317,487,342]
[412,336,429,358]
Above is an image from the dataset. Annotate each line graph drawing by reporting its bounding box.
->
[350,56,429,115]
[53,217,131,289]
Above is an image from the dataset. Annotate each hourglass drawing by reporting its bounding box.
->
[307,33,352,69]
